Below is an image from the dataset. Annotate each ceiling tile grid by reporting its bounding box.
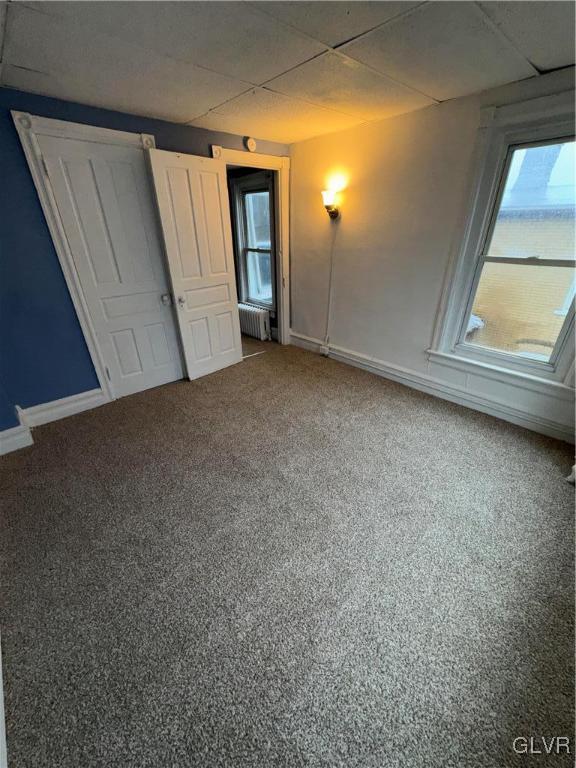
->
[479,0,576,72]
[340,1,538,101]
[0,1,574,144]
[191,86,362,144]
[3,3,252,121]
[34,0,328,84]
[265,50,434,121]
[251,1,422,47]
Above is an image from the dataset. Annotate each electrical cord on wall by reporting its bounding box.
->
[323,221,340,352]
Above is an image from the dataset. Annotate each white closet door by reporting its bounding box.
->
[148,149,242,380]
[39,134,183,398]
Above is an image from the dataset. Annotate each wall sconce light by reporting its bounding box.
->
[321,189,340,219]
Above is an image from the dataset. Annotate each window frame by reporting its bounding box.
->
[555,275,576,318]
[433,94,575,384]
[457,136,576,370]
[230,172,276,312]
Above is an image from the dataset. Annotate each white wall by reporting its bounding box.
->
[289,68,575,441]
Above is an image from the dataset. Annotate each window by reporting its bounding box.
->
[230,172,275,310]
[434,97,575,383]
[462,140,575,363]
[243,191,273,305]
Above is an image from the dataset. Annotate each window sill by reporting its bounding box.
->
[427,349,575,400]
[453,341,558,378]
[243,300,274,312]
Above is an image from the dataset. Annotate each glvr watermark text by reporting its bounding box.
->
[513,736,571,755]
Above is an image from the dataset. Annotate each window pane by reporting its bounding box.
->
[245,191,271,249]
[487,141,575,261]
[466,263,575,361]
[246,250,272,305]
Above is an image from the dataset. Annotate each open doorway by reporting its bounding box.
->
[227,167,278,357]
[211,146,291,349]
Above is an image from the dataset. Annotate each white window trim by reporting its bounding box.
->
[230,171,276,311]
[430,91,576,386]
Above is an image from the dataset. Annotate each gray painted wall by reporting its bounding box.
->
[289,68,575,440]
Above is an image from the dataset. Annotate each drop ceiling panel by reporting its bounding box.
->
[479,1,576,72]
[342,1,537,101]
[0,2,5,81]
[254,1,421,47]
[2,1,568,146]
[191,88,362,144]
[3,5,249,121]
[267,51,434,120]
[0,3,6,50]
[22,1,327,84]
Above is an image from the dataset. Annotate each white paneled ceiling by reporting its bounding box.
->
[191,86,361,144]
[0,1,574,144]
[266,51,434,120]
[253,1,421,47]
[0,3,5,74]
[341,2,537,101]
[24,1,327,83]
[4,4,249,121]
[479,1,576,72]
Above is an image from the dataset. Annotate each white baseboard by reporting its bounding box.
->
[289,331,574,443]
[331,345,574,443]
[0,424,33,456]
[21,388,108,428]
[289,331,324,353]
[1,389,108,456]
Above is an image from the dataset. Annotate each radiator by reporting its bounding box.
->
[238,303,271,341]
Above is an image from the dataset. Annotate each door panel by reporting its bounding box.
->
[200,172,228,274]
[148,149,242,380]
[216,311,235,352]
[112,329,142,375]
[38,134,183,398]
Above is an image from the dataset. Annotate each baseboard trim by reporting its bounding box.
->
[289,332,574,443]
[0,424,33,456]
[329,344,574,443]
[21,388,109,428]
[289,331,324,353]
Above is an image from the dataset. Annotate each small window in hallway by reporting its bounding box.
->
[230,171,276,311]
[244,190,273,305]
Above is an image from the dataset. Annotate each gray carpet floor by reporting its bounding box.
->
[1,343,574,768]
[241,335,270,357]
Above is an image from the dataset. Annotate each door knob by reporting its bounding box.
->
[160,293,172,306]
[177,296,186,308]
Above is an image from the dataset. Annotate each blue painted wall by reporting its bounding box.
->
[0,384,17,431]
[0,87,288,430]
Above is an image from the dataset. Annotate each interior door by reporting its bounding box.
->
[148,150,242,379]
[38,134,183,398]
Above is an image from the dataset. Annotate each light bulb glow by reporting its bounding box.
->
[321,170,347,219]
[325,172,348,193]
[321,189,337,206]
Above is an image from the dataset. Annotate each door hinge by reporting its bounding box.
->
[105,366,111,381]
